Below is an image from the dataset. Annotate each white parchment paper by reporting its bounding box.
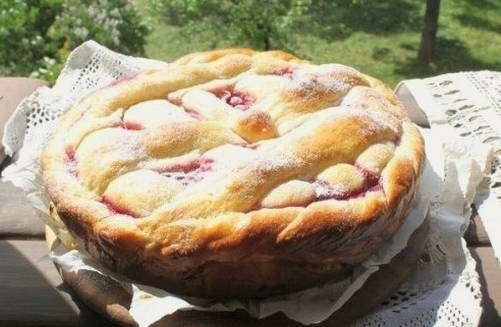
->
[1,41,491,327]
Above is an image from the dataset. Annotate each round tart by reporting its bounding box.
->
[41,49,424,298]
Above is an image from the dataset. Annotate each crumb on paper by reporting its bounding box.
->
[139,293,153,300]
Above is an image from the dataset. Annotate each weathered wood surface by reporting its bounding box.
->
[470,246,501,326]
[0,181,45,239]
[0,240,113,327]
[465,206,491,246]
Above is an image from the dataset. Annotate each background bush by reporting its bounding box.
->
[0,0,149,83]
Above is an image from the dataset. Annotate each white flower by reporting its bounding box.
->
[111,29,121,46]
[88,5,96,17]
[74,27,89,39]
[110,8,120,18]
[96,10,107,22]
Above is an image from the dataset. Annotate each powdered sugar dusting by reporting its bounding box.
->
[125,99,197,127]
[313,165,382,201]
[161,157,214,186]
[198,143,304,194]
[259,151,301,172]
[101,195,141,218]
[313,180,345,200]
[308,107,400,137]
[271,67,294,79]
[287,64,357,97]
[309,63,360,77]
[201,144,260,172]
[239,150,304,190]
[116,132,146,161]
[351,108,400,135]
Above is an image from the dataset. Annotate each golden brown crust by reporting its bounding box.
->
[41,48,425,298]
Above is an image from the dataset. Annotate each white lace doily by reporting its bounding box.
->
[397,72,501,263]
[1,41,489,326]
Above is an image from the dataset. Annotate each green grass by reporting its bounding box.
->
[136,0,501,87]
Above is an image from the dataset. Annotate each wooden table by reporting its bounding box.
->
[1,80,500,326]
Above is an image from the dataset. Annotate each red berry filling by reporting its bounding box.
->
[65,147,78,177]
[251,165,382,211]
[239,143,259,150]
[166,94,180,105]
[66,147,76,161]
[271,67,294,79]
[101,196,141,218]
[106,74,138,88]
[162,158,214,186]
[121,121,143,130]
[314,166,382,201]
[183,106,203,120]
[356,164,380,189]
[211,86,254,110]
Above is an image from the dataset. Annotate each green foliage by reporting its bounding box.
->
[0,0,150,83]
[148,0,314,50]
[143,0,501,87]
[49,0,150,55]
[147,0,424,53]
[0,0,61,76]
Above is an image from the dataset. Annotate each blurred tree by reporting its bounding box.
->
[149,0,314,50]
[0,0,150,83]
[418,0,441,62]
[149,0,423,59]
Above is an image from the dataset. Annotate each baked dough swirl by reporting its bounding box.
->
[42,49,424,298]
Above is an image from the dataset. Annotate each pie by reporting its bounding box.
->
[41,49,424,298]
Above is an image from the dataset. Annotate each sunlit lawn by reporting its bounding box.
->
[137,0,501,87]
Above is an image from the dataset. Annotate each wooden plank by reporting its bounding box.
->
[0,240,112,326]
[0,241,499,326]
[0,181,45,239]
[465,206,491,246]
[470,246,501,326]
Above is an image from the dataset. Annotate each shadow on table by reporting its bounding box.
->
[394,37,501,81]
[469,248,501,327]
[0,241,113,327]
[0,156,11,174]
